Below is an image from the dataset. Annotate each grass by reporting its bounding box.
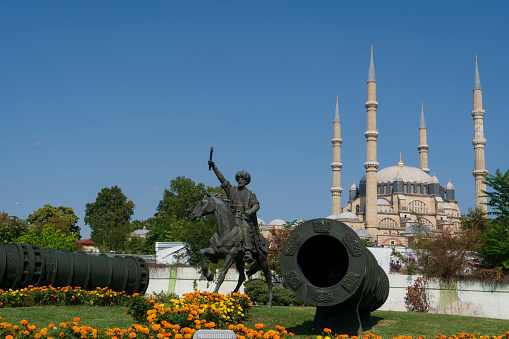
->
[0,305,508,338]
[0,305,134,331]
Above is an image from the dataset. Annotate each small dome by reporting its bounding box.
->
[446,180,455,190]
[356,229,372,238]
[403,224,432,235]
[337,211,360,221]
[377,198,390,206]
[257,218,266,226]
[394,171,403,182]
[431,174,439,184]
[444,203,455,210]
[360,175,366,183]
[350,182,357,190]
[326,215,338,220]
[269,218,286,226]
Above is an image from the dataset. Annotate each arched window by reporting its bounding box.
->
[408,200,429,214]
[379,218,399,228]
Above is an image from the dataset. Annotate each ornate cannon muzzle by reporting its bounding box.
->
[0,243,149,295]
[280,219,389,336]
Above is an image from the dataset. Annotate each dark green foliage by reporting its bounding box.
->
[148,177,223,262]
[243,279,308,306]
[85,186,135,253]
[478,169,509,270]
[0,214,28,244]
[17,225,79,251]
[28,204,81,238]
[156,176,223,221]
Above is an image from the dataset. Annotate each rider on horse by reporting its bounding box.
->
[209,160,261,263]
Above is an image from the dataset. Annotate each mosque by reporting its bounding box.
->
[329,48,487,244]
[260,48,488,246]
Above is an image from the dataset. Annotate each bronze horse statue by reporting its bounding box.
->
[190,192,273,307]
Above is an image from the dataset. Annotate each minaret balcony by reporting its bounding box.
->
[330,187,343,194]
[365,101,379,109]
[472,138,486,147]
[364,161,379,171]
[364,130,379,139]
[472,169,488,177]
[471,109,485,118]
[331,138,343,145]
[417,144,429,150]
[331,162,343,170]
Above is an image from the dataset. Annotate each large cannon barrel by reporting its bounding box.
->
[0,243,149,295]
[280,218,389,336]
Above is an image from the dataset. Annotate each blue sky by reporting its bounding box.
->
[1,1,508,239]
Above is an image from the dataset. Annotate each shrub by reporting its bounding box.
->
[244,278,308,306]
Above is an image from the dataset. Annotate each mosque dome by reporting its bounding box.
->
[326,215,338,220]
[446,180,455,190]
[356,229,372,238]
[377,198,390,206]
[269,218,286,226]
[377,164,432,184]
[350,182,357,190]
[257,218,266,226]
[337,211,360,221]
[403,224,433,235]
[431,173,440,184]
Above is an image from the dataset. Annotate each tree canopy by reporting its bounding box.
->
[17,225,79,252]
[28,204,80,238]
[479,169,509,269]
[155,176,223,221]
[85,186,135,253]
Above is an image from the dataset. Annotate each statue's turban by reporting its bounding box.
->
[235,170,251,185]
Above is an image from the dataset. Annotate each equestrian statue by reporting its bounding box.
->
[190,149,273,306]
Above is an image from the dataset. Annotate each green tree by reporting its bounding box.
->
[156,176,223,221]
[0,213,28,244]
[478,169,509,269]
[16,225,79,251]
[484,169,509,220]
[149,176,223,261]
[85,186,135,253]
[28,204,81,238]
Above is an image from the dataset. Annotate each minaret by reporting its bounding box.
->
[472,55,487,212]
[364,46,379,232]
[331,95,343,215]
[418,103,430,174]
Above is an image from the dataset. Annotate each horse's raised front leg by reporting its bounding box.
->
[261,257,273,307]
[233,258,246,293]
[213,254,234,293]
[200,248,215,281]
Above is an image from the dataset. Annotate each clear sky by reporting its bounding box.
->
[1,1,508,239]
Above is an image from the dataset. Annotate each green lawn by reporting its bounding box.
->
[0,305,507,339]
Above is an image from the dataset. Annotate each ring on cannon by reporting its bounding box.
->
[280,218,389,336]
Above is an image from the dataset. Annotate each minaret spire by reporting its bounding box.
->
[331,95,343,215]
[418,102,430,174]
[472,56,487,211]
[368,45,376,82]
[364,46,379,233]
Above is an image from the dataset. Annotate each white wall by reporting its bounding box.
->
[147,266,509,320]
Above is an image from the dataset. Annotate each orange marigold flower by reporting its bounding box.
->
[6,336,13,339]
[20,319,28,325]
[130,333,137,338]
[60,332,65,338]
[324,329,332,334]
